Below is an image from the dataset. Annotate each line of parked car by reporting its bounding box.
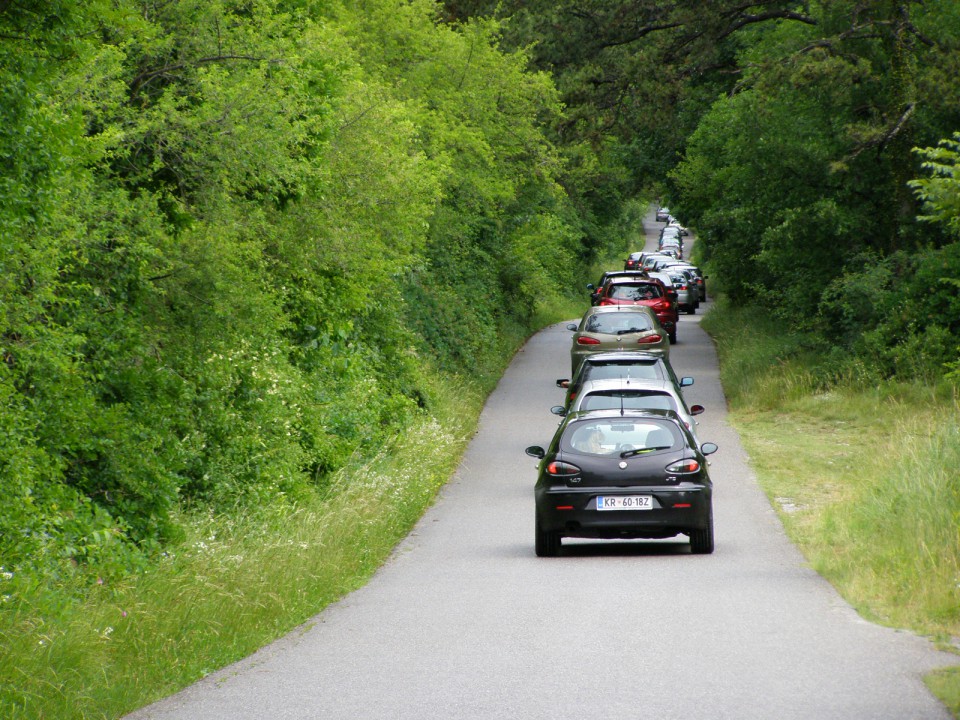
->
[523,212,718,557]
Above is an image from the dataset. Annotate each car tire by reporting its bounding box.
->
[686,305,696,315]
[689,505,714,554]
[669,329,677,344]
[535,517,561,557]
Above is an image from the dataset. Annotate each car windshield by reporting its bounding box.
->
[607,284,662,301]
[579,390,676,413]
[563,419,680,456]
[584,313,654,335]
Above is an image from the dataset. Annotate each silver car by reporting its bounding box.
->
[665,269,699,314]
[552,377,705,439]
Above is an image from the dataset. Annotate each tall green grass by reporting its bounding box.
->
[703,299,960,714]
[1,400,474,719]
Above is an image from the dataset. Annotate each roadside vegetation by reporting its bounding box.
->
[702,299,960,714]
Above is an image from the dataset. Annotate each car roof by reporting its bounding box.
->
[583,304,658,317]
[606,276,659,286]
[577,377,676,393]
[602,270,649,279]
[647,271,673,284]
[579,351,667,364]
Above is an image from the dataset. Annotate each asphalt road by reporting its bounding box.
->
[128,213,956,720]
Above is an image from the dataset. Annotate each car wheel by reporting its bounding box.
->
[686,305,696,315]
[689,505,714,554]
[535,517,561,557]
[669,329,677,344]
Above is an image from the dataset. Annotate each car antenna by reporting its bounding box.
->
[620,390,625,416]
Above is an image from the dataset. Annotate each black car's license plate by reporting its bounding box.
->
[597,495,652,510]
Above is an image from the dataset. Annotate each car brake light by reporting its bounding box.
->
[577,336,601,345]
[637,334,663,345]
[665,459,700,473]
[547,461,581,476]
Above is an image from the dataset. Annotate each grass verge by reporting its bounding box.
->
[702,298,960,716]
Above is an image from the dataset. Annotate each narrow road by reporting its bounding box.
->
[128,212,955,720]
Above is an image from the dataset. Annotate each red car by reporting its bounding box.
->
[597,278,679,343]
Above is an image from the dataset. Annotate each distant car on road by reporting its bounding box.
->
[526,408,717,556]
[567,306,668,376]
[624,252,645,270]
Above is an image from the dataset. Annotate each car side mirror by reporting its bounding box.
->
[566,323,578,331]
[525,445,546,459]
[690,404,705,415]
[586,283,595,290]
[556,378,570,388]
[700,442,718,456]
[550,406,567,416]
[680,377,694,387]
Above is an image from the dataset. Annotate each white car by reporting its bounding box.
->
[552,377,705,439]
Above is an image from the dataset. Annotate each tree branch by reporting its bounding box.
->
[129,54,266,97]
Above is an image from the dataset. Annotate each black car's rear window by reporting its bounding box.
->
[607,283,663,301]
[563,419,682,456]
[584,312,654,335]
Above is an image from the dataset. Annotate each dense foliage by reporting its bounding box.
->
[453,0,960,379]
[0,0,589,579]
[6,0,960,609]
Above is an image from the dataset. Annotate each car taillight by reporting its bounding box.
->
[665,459,701,473]
[547,461,581,476]
[577,336,601,345]
[637,334,663,345]
[599,299,613,306]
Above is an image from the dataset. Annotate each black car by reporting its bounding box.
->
[526,409,717,556]
[555,351,693,411]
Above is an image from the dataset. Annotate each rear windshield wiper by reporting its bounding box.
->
[620,446,671,458]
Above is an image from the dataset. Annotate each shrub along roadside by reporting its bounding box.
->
[701,299,960,715]
[0,308,528,720]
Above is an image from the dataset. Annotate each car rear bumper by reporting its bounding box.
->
[536,484,711,538]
